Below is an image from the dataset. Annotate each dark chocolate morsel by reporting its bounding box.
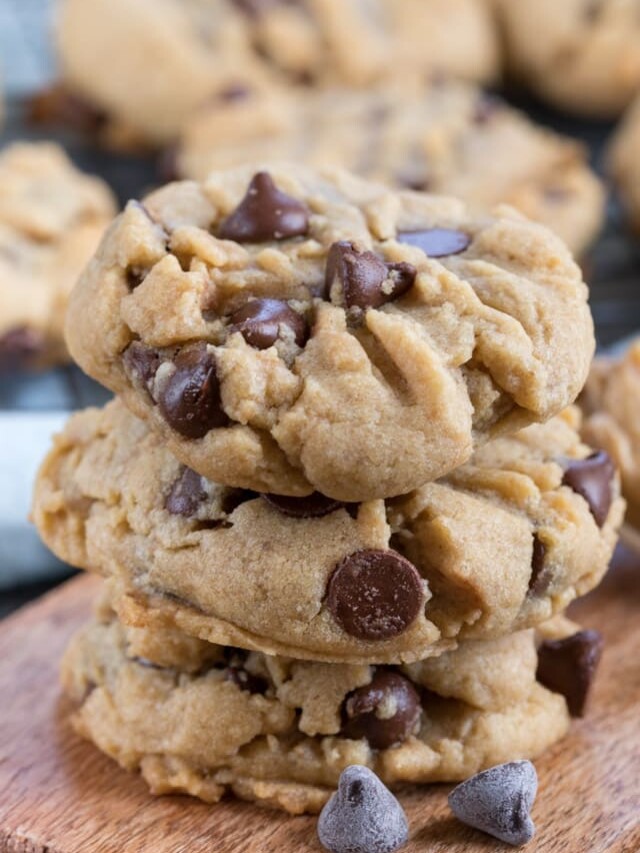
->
[218,171,310,243]
[224,666,268,695]
[228,298,308,349]
[156,143,180,183]
[262,491,349,518]
[165,467,208,517]
[0,326,45,370]
[397,228,471,257]
[326,549,423,640]
[537,629,603,717]
[325,241,416,309]
[561,451,615,527]
[122,341,161,389]
[26,83,107,134]
[341,670,421,749]
[529,534,551,595]
[158,342,227,439]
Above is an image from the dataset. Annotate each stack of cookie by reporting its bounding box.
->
[33,164,623,814]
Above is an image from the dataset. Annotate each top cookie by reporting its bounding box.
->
[177,80,605,256]
[66,165,594,501]
[496,0,640,118]
[56,0,499,144]
[0,142,116,370]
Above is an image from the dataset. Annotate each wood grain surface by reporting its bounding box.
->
[0,551,639,853]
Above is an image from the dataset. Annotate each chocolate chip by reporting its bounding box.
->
[448,761,538,846]
[398,174,430,192]
[165,467,208,517]
[342,671,421,750]
[218,172,310,243]
[26,83,107,134]
[327,549,423,640]
[262,491,349,518]
[0,326,45,370]
[126,265,149,289]
[397,228,470,257]
[325,241,416,309]
[228,299,308,349]
[224,666,268,695]
[157,342,227,439]
[537,630,603,717]
[318,765,409,853]
[156,143,180,183]
[122,341,161,390]
[561,451,615,527]
[528,534,550,595]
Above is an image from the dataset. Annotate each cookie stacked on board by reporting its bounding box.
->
[33,164,623,814]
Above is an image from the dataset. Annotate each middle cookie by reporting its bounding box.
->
[33,400,623,664]
[64,164,595,501]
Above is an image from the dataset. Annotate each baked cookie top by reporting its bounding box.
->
[178,80,604,255]
[61,597,570,813]
[56,0,499,144]
[34,400,622,664]
[581,339,640,527]
[65,165,595,500]
[0,142,116,370]
[496,0,640,118]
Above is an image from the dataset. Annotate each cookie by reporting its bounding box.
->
[580,340,640,528]
[177,80,604,256]
[608,93,640,231]
[60,594,570,814]
[496,0,640,118]
[0,142,116,370]
[56,0,499,145]
[64,165,595,501]
[33,400,623,663]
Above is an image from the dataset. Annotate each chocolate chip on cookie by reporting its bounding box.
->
[165,466,208,517]
[122,341,161,390]
[224,666,269,695]
[561,451,615,527]
[528,534,550,594]
[325,241,416,309]
[327,549,424,640]
[158,342,227,439]
[218,171,310,242]
[341,670,421,749]
[262,491,349,518]
[0,326,45,369]
[537,629,603,717]
[228,299,308,349]
[397,228,470,257]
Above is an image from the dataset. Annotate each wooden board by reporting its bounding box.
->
[1,551,639,853]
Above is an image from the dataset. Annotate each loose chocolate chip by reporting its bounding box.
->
[528,534,550,594]
[262,491,349,518]
[224,667,268,694]
[327,549,423,640]
[397,228,470,257]
[122,341,161,389]
[158,342,227,439]
[318,765,409,853]
[228,298,308,349]
[218,171,310,243]
[448,761,538,846]
[165,467,208,517]
[561,451,615,527]
[325,241,416,309]
[342,671,421,750]
[537,629,603,717]
[0,326,45,369]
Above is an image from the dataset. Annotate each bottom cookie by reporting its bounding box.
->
[61,590,570,814]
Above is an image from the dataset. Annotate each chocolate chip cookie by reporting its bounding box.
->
[56,0,499,145]
[0,142,116,370]
[60,591,570,814]
[608,93,640,231]
[580,339,640,528]
[177,80,604,255]
[496,0,640,118]
[64,165,595,500]
[33,400,623,663]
